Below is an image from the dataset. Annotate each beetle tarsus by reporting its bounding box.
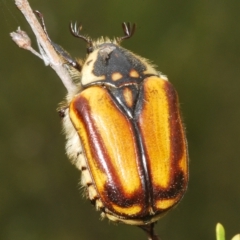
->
[34,10,51,41]
[138,223,161,240]
[34,10,81,70]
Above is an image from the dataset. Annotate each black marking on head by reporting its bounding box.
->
[92,43,147,87]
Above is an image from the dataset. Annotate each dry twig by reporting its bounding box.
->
[10,0,76,94]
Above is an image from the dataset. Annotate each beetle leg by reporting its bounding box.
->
[34,10,81,71]
[138,223,161,240]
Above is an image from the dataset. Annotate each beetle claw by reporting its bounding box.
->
[34,10,51,42]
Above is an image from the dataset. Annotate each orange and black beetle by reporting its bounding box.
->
[9,2,190,237]
[56,22,189,227]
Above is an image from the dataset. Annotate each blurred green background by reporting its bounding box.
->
[0,0,240,239]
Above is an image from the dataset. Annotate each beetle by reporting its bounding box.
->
[56,22,189,238]
[16,12,188,239]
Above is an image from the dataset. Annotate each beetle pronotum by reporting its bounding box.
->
[11,2,188,239]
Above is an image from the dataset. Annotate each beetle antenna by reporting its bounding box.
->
[117,22,136,43]
[69,22,93,53]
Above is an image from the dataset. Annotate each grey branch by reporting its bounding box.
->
[10,0,77,94]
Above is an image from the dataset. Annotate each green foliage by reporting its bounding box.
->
[216,223,240,240]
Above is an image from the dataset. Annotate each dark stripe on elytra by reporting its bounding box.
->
[153,170,186,200]
[151,81,187,203]
[165,81,188,194]
[72,94,146,215]
[164,81,185,167]
[72,96,117,188]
